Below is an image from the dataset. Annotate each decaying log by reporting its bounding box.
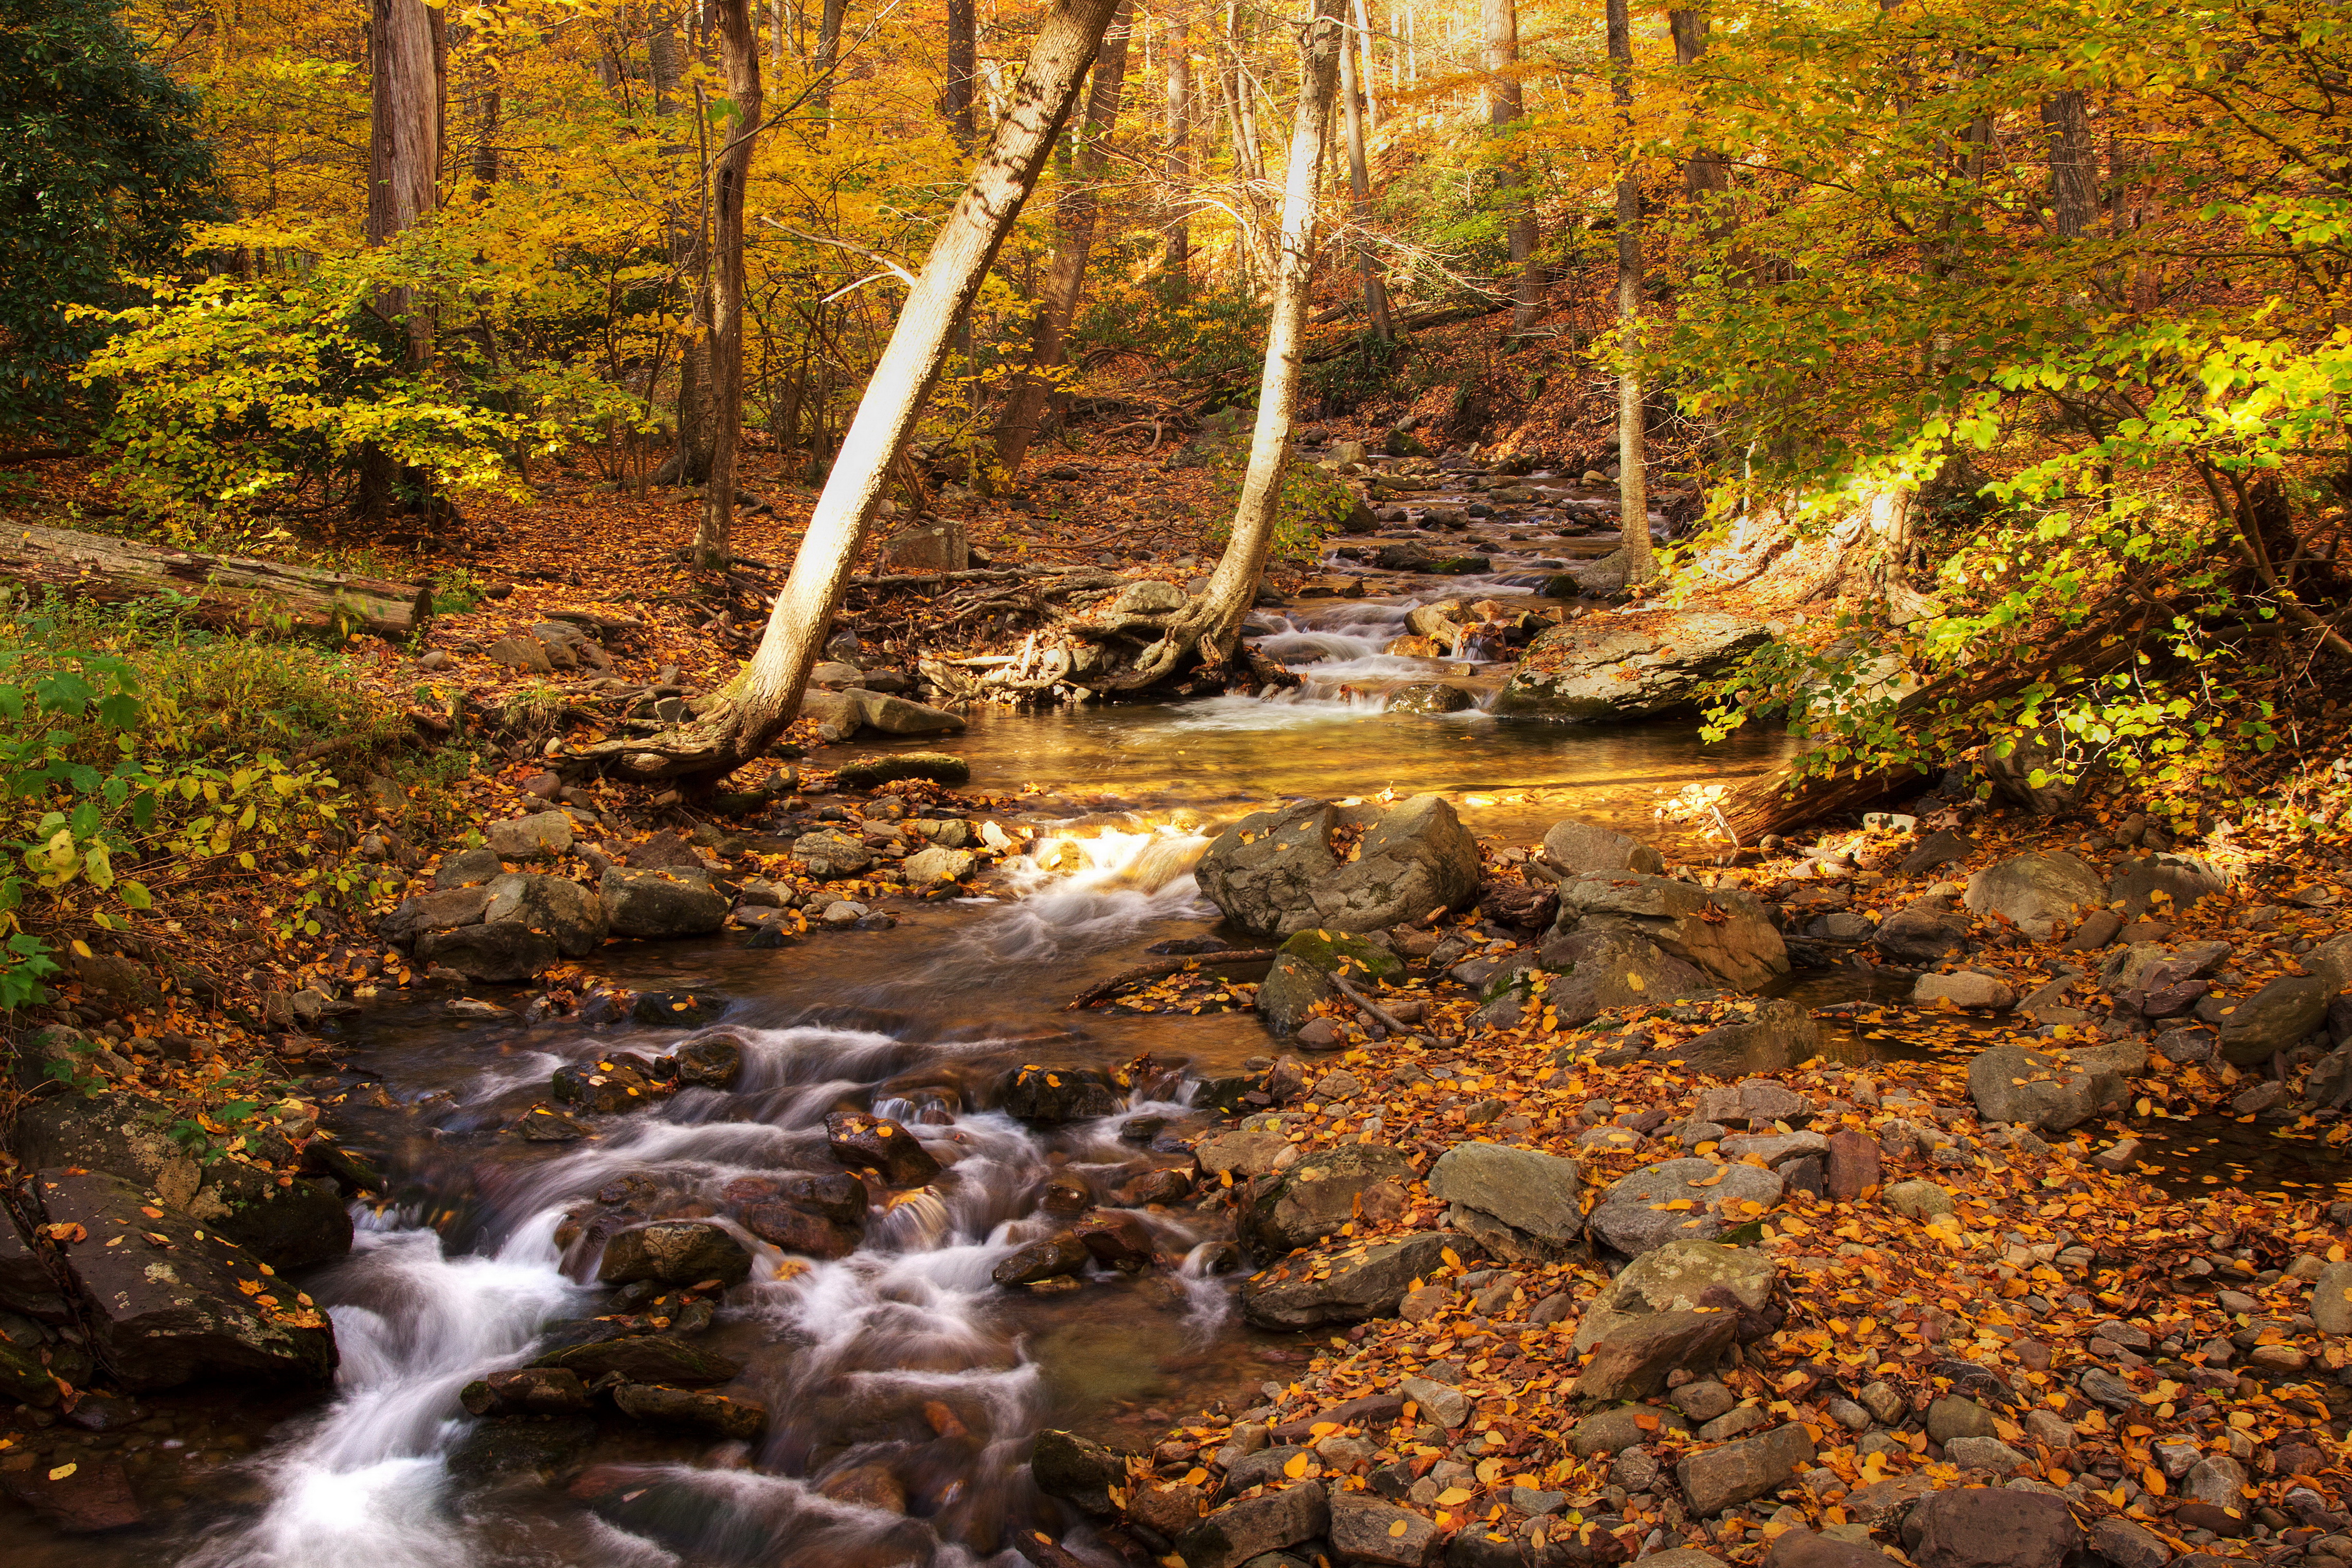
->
[0,523,431,643]
[1717,595,2163,842]
[1067,950,1274,1010]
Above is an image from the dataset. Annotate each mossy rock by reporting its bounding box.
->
[1387,683,1476,716]
[1383,428,1431,458]
[834,752,970,790]
[1278,928,1403,983]
[1427,556,1492,576]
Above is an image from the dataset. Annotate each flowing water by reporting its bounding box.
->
[8,468,2328,1564]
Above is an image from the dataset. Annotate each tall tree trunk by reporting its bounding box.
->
[359,0,443,522]
[1606,0,1654,585]
[578,0,1128,787]
[1114,0,1344,689]
[1351,0,1376,133]
[2042,88,2097,237]
[1164,9,1192,294]
[814,0,846,113]
[1667,8,1727,199]
[1482,0,1540,331]
[1337,4,1391,339]
[694,0,764,571]
[945,0,977,146]
[994,0,1134,478]
[651,23,717,488]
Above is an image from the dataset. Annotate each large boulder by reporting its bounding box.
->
[23,1168,338,1392]
[825,1110,944,1186]
[485,810,574,859]
[484,872,608,957]
[1241,1233,1456,1328]
[800,688,968,741]
[415,921,557,982]
[2218,975,2331,1064]
[13,1094,351,1271]
[1551,875,1788,990]
[377,884,492,946]
[1901,1487,2082,1568]
[1255,954,1336,1035]
[1963,852,2107,941]
[1579,1309,1737,1402]
[1588,1159,1784,1256]
[597,1221,754,1287]
[1966,1043,2127,1132]
[1677,1423,1816,1516]
[999,1064,1123,1123]
[1575,1239,1776,1352]
[2109,853,2230,918]
[1873,900,1971,963]
[1535,930,1710,1024]
[600,868,729,938]
[1428,1143,1583,1250]
[1177,1483,1330,1568]
[1492,612,1771,723]
[1196,796,1479,937]
[1241,1144,1416,1256]
[1541,819,1665,877]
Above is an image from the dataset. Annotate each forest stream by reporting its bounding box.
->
[6,471,2340,1568]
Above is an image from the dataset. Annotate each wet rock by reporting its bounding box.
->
[377,883,494,945]
[1535,929,1709,1025]
[26,1167,338,1392]
[901,845,976,886]
[598,1221,753,1287]
[1915,971,2014,1010]
[1194,1129,1296,1180]
[831,752,971,789]
[1130,1482,1208,1541]
[1330,1493,1442,1565]
[600,868,729,938]
[1195,796,1480,937]
[1966,1043,2126,1132]
[992,1233,1090,1287]
[486,810,574,859]
[1074,1211,1159,1272]
[1001,1064,1124,1123]
[446,1413,598,1483]
[1963,852,2107,940]
[611,1381,767,1439]
[530,1332,742,1385]
[1651,999,1820,1076]
[1578,1308,1737,1401]
[1492,612,1770,723]
[1575,1239,1776,1352]
[1389,682,1477,715]
[1900,1487,2081,1568]
[1427,1143,1581,1249]
[2217,975,2331,1064]
[0,1453,142,1533]
[1542,818,1666,877]
[1255,953,1335,1035]
[460,1366,592,1415]
[739,1203,861,1259]
[484,872,608,957]
[669,1034,743,1088]
[1033,1429,1125,1517]
[1873,900,1972,963]
[551,1055,670,1114]
[1241,1232,1457,1329]
[415,920,558,982]
[1177,1483,1330,1568]
[2110,853,2230,917]
[1677,1422,1816,1516]
[1550,874,1788,990]
[826,1111,944,1186]
[1242,1144,1417,1256]
[1587,1159,1785,1256]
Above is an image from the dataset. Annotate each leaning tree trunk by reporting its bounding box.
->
[572,0,1128,787]
[358,0,442,522]
[1606,0,1654,585]
[993,0,1134,479]
[694,0,764,570]
[1103,0,1344,691]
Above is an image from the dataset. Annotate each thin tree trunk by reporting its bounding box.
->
[1352,0,1376,133]
[1114,0,1344,689]
[946,0,977,146]
[1338,6,1391,340]
[1667,8,1727,199]
[359,0,442,522]
[1482,0,1540,331]
[2043,88,2097,237]
[814,0,846,113]
[1164,10,1192,293]
[1606,0,1654,585]
[694,0,764,570]
[994,0,1134,478]
[578,0,1128,787]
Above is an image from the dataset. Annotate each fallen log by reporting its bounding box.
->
[0,523,431,644]
[1716,595,2162,842]
[1066,950,1274,1010]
